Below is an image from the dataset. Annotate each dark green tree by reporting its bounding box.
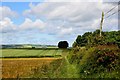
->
[58,41,69,48]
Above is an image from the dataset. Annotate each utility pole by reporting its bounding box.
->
[100,12,104,37]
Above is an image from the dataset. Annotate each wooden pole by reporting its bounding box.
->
[100,12,104,37]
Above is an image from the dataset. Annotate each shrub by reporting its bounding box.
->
[67,46,120,78]
[78,48,120,78]
[67,47,86,64]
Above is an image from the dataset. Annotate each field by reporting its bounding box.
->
[1,49,64,58]
[1,49,70,78]
[2,58,62,78]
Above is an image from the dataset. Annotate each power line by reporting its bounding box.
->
[105,9,120,19]
[105,6,117,15]
[119,1,120,5]
[98,1,120,34]
[104,2,120,15]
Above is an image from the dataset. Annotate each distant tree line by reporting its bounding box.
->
[73,29,120,48]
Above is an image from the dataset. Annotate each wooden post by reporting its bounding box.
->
[100,12,104,37]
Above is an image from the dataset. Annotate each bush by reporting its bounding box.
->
[67,46,120,78]
[79,48,120,78]
[67,47,86,64]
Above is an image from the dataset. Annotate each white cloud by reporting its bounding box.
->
[0,17,16,32]
[23,2,118,36]
[1,2,118,37]
[2,0,119,2]
[0,6,18,20]
[0,6,18,32]
[45,0,120,2]
[59,27,73,35]
[45,0,103,2]
[1,2,119,46]
[19,18,45,30]
[0,17,45,33]
[24,2,102,21]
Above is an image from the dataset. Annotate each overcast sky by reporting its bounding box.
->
[0,0,119,46]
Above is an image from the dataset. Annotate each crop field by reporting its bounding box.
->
[1,49,71,78]
[0,49,67,58]
[2,58,62,78]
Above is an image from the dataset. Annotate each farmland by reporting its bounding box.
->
[1,48,71,78]
[2,58,62,78]
[1,30,120,78]
[1,49,66,58]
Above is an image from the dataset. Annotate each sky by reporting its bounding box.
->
[0,0,119,46]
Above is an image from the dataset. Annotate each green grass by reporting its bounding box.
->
[1,49,69,58]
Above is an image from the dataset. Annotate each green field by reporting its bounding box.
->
[1,49,68,58]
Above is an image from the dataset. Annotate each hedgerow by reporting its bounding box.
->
[67,47,120,78]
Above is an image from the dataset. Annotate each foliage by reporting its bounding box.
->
[67,47,86,64]
[68,30,120,78]
[72,41,77,48]
[32,47,35,49]
[74,32,92,47]
[68,46,120,78]
[73,30,120,48]
[58,41,69,48]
